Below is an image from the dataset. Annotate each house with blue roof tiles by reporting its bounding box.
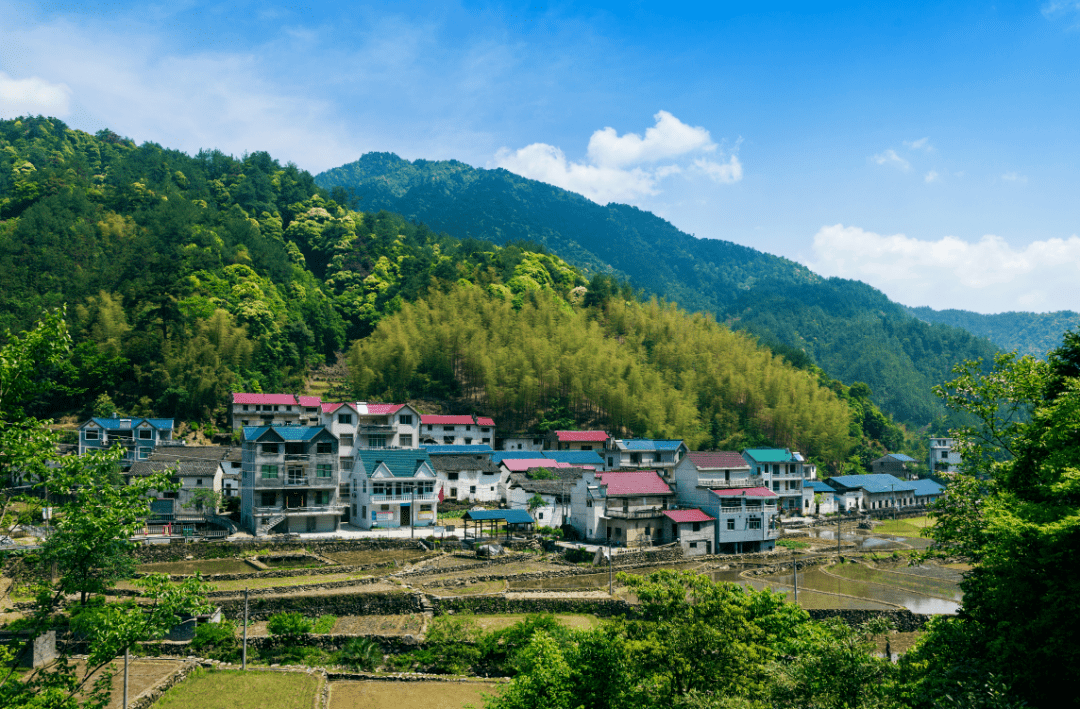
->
[240,425,346,536]
[603,438,688,477]
[79,416,174,467]
[825,474,917,512]
[351,449,438,530]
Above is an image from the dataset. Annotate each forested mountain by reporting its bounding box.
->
[317,153,1002,426]
[906,306,1080,359]
[0,116,917,469]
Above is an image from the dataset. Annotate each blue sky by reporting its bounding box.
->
[3,1,1079,314]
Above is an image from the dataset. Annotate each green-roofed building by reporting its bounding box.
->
[352,449,438,530]
[741,448,818,516]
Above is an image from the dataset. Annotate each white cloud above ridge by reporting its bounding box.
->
[807,224,1080,313]
[493,111,740,204]
[0,72,72,118]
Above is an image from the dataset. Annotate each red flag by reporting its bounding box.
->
[438,486,445,502]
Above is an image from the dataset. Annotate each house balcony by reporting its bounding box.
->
[359,424,394,433]
[604,507,667,520]
[698,476,765,489]
[253,504,348,517]
[616,460,676,469]
[251,475,338,489]
[369,492,436,503]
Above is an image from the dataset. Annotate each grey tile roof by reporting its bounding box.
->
[429,455,501,474]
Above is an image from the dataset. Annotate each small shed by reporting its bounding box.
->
[462,509,535,539]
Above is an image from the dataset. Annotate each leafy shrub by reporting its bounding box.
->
[259,644,325,665]
[267,611,313,637]
[423,614,482,674]
[480,614,571,675]
[336,637,383,671]
[190,620,240,662]
[312,615,336,634]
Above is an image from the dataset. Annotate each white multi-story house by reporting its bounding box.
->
[546,430,609,451]
[351,449,438,530]
[240,425,347,536]
[320,402,421,458]
[500,434,545,452]
[929,437,962,474]
[670,451,778,553]
[567,470,676,546]
[79,416,174,466]
[429,453,504,503]
[604,438,688,477]
[741,448,817,514]
[420,415,494,446]
[229,393,322,430]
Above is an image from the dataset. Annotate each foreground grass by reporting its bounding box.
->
[154,668,321,709]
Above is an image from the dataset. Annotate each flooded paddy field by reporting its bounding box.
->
[136,558,259,575]
[760,565,960,614]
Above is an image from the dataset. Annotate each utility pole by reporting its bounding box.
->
[792,548,798,602]
[123,646,129,709]
[410,483,415,540]
[608,546,613,595]
[242,588,249,670]
[837,507,842,556]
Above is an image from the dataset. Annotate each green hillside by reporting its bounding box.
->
[906,306,1080,359]
[317,153,1001,426]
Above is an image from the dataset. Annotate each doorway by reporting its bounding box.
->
[400,506,411,526]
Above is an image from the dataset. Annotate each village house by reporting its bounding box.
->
[351,449,438,530]
[546,430,609,451]
[320,402,421,457]
[661,509,716,556]
[240,425,347,536]
[428,453,503,503]
[910,478,946,506]
[870,453,918,479]
[568,470,675,546]
[929,437,962,473]
[79,416,174,466]
[825,474,917,512]
[505,467,589,529]
[741,448,817,515]
[603,438,688,478]
[669,451,778,553]
[420,415,494,446]
[805,480,841,515]
[229,393,322,430]
[499,433,546,451]
[128,446,234,535]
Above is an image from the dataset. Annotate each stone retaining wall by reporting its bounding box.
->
[433,595,633,617]
[136,560,398,583]
[217,591,425,621]
[133,539,430,563]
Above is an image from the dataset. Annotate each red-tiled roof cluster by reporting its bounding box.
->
[555,430,609,442]
[687,451,749,469]
[662,509,715,523]
[711,487,777,498]
[476,417,496,427]
[597,471,672,496]
[233,393,304,406]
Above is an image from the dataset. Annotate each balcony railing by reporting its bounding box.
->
[699,476,765,489]
[604,507,667,520]
[253,504,348,516]
[359,424,394,432]
[369,492,436,503]
[252,475,338,488]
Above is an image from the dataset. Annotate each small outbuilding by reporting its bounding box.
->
[462,508,535,540]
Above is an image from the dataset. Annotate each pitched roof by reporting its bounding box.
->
[297,396,322,407]
[84,417,174,430]
[357,449,433,478]
[359,403,405,415]
[475,417,495,427]
[827,474,916,494]
[687,451,750,469]
[242,425,327,441]
[882,453,917,463]
[232,393,298,405]
[663,509,715,523]
[508,469,587,495]
[130,447,227,477]
[806,480,836,493]
[149,446,230,462]
[502,458,574,473]
[422,415,476,425]
[597,471,672,496]
[742,448,794,463]
[541,450,604,467]
[429,455,501,474]
[616,439,685,451]
[321,402,345,413]
[554,430,609,442]
[910,478,945,496]
[423,444,494,455]
[711,486,778,498]
[463,509,535,524]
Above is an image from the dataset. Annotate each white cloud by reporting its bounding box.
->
[807,224,1080,313]
[904,137,932,151]
[0,72,72,118]
[872,149,910,170]
[924,170,940,183]
[494,111,740,204]
[1001,171,1028,184]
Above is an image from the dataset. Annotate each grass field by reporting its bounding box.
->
[872,516,933,538]
[154,668,321,709]
[328,680,500,709]
[470,613,600,632]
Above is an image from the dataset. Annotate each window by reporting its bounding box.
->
[369,435,386,448]
[362,505,367,517]
[262,443,279,454]
[581,445,592,450]
[469,486,476,494]
[381,504,390,511]
[466,425,472,431]
[426,425,433,431]
[314,491,330,505]
[138,447,152,459]
[450,488,458,499]
[400,415,413,425]
[443,436,455,444]
[340,434,354,447]
[340,457,354,469]
[464,437,473,444]
[727,518,735,530]
[84,429,99,440]
[538,512,544,519]
[261,465,278,479]
[242,420,249,426]
[748,518,762,530]
[448,472,459,481]
[692,522,700,532]
[689,542,697,548]
[243,404,249,411]
[196,478,203,486]
[338,413,353,424]
[316,464,332,478]
[139,429,152,440]
[420,504,431,512]
[286,405,293,411]
[261,492,276,506]
[482,438,490,444]
[317,441,332,454]
[399,434,413,447]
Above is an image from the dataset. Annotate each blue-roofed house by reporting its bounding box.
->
[825,474,918,512]
[603,438,688,477]
[742,448,818,515]
[805,480,841,515]
[541,450,606,469]
[422,444,495,456]
[910,478,946,507]
[352,449,438,530]
[240,425,347,536]
[870,453,919,479]
[79,416,174,466]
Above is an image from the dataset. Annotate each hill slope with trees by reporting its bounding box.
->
[906,306,1080,359]
[317,153,1005,426]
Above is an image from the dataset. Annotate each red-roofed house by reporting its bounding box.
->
[320,403,421,462]
[420,415,493,446]
[568,470,676,546]
[669,450,777,553]
[230,393,322,429]
[546,430,610,451]
[662,509,716,556]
